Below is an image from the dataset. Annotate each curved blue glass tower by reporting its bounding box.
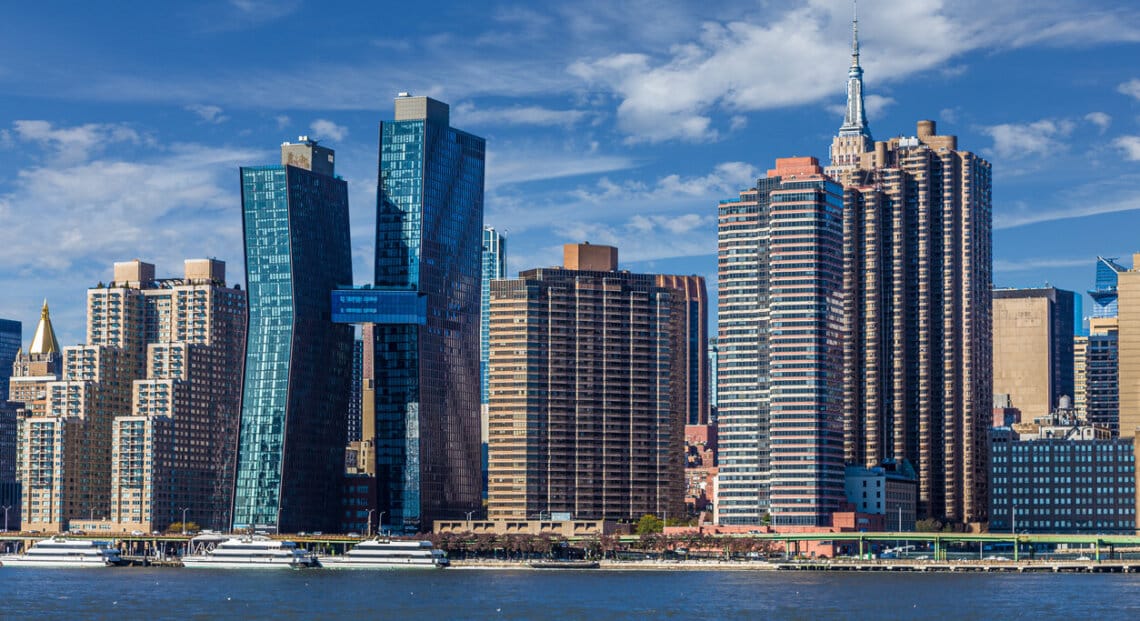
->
[232,139,354,533]
[373,95,485,531]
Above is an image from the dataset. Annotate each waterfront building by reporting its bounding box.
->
[486,243,686,522]
[992,287,1075,419]
[839,120,993,526]
[714,177,771,525]
[232,138,354,534]
[844,462,917,532]
[714,157,846,527]
[7,304,61,532]
[372,94,485,531]
[990,409,1135,533]
[17,261,246,534]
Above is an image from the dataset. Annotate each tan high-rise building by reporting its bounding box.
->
[486,244,686,522]
[17,259,246,533]
[992,288,1076,420]
[1119,254,1140,440]
[840,119,993,526]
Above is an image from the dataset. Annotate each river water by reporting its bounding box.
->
[2,567,1135,620]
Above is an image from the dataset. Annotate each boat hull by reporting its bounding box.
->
[180,558,314,569]
[0,557,119,568]
[318,558,447,570]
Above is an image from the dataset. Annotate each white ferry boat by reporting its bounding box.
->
[180,535,317,569]
[318,538,449,569]
[0,537,124,568]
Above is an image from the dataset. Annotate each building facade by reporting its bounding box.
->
[1119,255,1140,441]
[838,118,993,526]
[0,319,20,404]
[715,177,773,525]
[990,424,1135,534]
[16,261,246,534]
[992,287,1075,419]
[233,138,354,534]
[656,275,709,427]
[844,463,917,532]
[714,158,846,527]
[486,244,686,522]
[372,95,485,531]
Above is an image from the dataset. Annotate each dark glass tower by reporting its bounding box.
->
[373,95,485,531]
[232,138,354,533]
[0,318,20,403]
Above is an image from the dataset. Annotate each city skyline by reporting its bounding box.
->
[2,1,1140,344]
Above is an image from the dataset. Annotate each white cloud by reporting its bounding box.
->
[981,119,1075,160]
[308,119,348,142]
[453,103,588,128]
[275,115,291,129]
[0,122,262,345]
[486,146,636,188]
[1084,111,1112,133]
[1114,135,1140,160]
[186,104,228,124]
[566,0,1140,142]
[1119,78,1140,100]
[995,190,1140,229]
[12,120,145,165]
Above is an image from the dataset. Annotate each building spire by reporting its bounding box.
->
[28,298,60,355]
[838,0,870,139]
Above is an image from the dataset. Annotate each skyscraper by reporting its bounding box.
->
[715,177,773,525]
[15,261,246,533]
[233,138,354,534]
[0,319,20,404]
[656,275,709,427]
[992,287,1075,418]
[0,318,21,530]
[486,244,686,521]
[1117,254,1140,440]
[372,95,485,531]
[839,121,993,525]
[480,226,506,499]
[714,157,846,527]
[481,226,507,407]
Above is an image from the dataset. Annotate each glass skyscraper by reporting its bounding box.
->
[232,138,354,533]
[0,318,20,403]
[373,95,485,531]
[481,226,506,406]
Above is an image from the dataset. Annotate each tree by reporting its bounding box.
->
[915,518,943,532]
[635,514,664,535]
[165,521,201,534]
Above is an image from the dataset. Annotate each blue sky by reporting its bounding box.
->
[2,0,1140,346]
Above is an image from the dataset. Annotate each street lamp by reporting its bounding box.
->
[465,510,475,523]
[1,505,9,533]
[377,511,385,537]
[366,509,376,537]
[180,507,190,535]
